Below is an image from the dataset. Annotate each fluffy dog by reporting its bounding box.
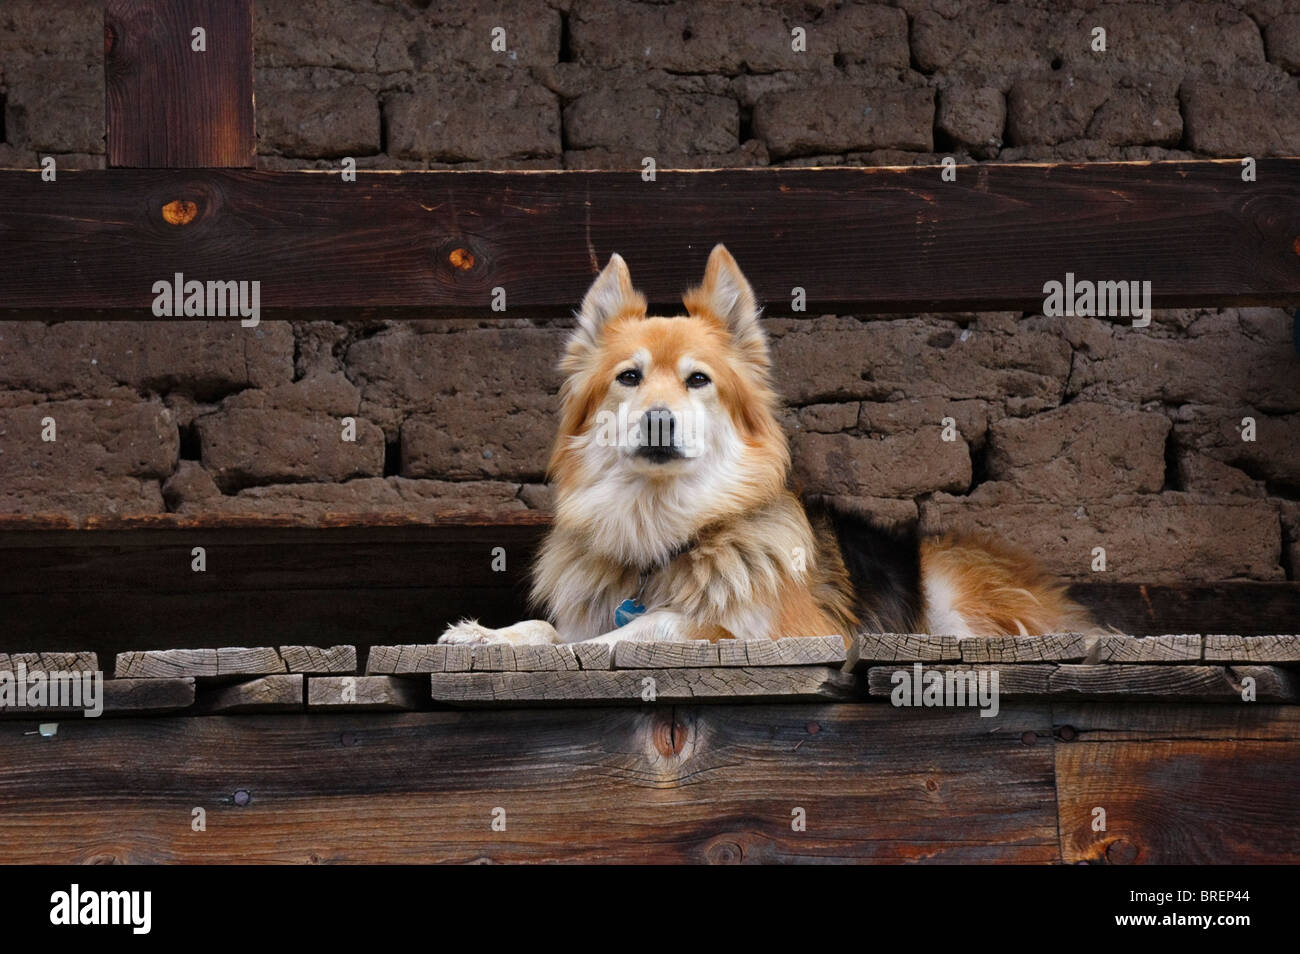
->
[441,245,1094,648]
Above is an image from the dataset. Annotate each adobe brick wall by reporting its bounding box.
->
[1,0,1299,583]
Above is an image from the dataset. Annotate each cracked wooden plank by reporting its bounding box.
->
[612,641,720,668]
[0,652,98,673]
[1203,634,1300,663]
[571,642,613,671]
[308,675,427,711]
[846,634,962,670]
[196,674,304,714]
[716,636,847,667]
[367,643,592,672]
[0,677,194,718]
[429,666,861,706]
[1050,664,1298,701]
[278,645,356,674]
[367,644,454,674]
[1085,634,1203,663]
[959,633,1089,663]
[115,647,287,679]
[866,664,1055,698]
[868,663,1297,701]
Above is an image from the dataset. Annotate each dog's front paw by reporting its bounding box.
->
[440,619,505,645]
[439,618,561,646]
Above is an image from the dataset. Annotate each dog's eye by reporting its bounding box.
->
[616,368,642,387]
[685,371,712,388]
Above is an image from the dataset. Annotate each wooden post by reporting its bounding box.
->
[105,0,255,167]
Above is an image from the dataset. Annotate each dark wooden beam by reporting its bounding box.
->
[0,703,1294,862]
[1,162,1297,318]
[0,521,1295,653]
[105,0,255,168]
[0,704,1062,862]
[1069,582,1300,637]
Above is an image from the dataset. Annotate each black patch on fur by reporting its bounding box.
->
[807,500,923,634]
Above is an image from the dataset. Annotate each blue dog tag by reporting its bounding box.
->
[615,598,646,628]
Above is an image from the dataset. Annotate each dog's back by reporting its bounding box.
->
[810,499,1096,639]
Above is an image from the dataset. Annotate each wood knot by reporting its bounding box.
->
[705,840,744,864]
[652,710,686,757]
[448,247,475,270]
[1020,731,1038,745]
[1057,725,1077,742]
[162,199,199,226]
[1106,838,1139,865]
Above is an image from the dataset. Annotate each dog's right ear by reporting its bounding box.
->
[572,253,646,352]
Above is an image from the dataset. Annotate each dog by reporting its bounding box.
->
[441,244,1095,649]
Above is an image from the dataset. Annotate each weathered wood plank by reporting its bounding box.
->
[0,678,194,718]
[867,664,1055,698]
[367,643,591,672]
[430,667,862,706]
[1053,702,1300,742]
[115,647,286,679]
[716,636,847,667]
[308,675,427,711]
[1057,731,1300,863]
[3,161,1299,319]
[1203,634,1300,663]
[1084,634,1203,663]
[278,645,357,674]
[960,633,1089,663]
[0,704,1060,862]
[612,640,720,668]
[368,644,451,674]
[847,634,963,669]
[0,652,98,672]
[105,0,255,167]
[471,644,581,672]
[1049,664,1298,701]
[868,663,1299,701]
[571,642,613,671]
[197,674,303,714]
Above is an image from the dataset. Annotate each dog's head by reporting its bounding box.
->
[549,245,789,533]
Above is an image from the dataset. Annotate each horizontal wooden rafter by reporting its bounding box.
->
[1,161,1299,319]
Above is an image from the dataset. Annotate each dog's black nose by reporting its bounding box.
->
[641,406,676,449]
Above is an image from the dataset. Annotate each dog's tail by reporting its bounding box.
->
[918,532,1099,637]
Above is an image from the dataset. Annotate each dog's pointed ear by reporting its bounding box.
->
[572,253,646,351]
[684,244,767,362]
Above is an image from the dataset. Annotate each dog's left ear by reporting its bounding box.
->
[684,244,768,364]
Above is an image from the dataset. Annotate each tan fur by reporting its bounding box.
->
[919,534,1096,636]
[447,246,1094,649]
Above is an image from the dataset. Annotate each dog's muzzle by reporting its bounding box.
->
[635,406,684,462]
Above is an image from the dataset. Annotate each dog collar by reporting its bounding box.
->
[614,539,697,628]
